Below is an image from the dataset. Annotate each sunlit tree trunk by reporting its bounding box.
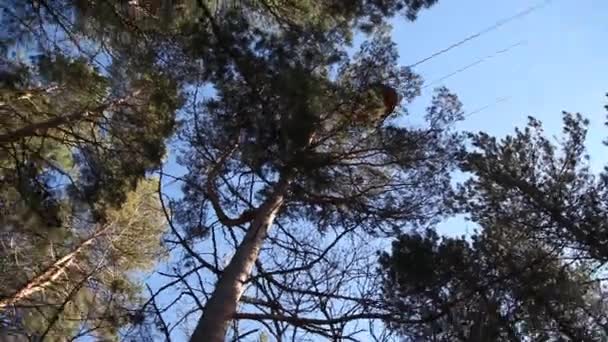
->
[190,177,291,342]
[0,228,106,310]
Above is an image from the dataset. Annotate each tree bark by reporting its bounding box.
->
[189,176,291,342]
[0,228,106,310]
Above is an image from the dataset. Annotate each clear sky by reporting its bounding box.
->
[397,0,607,154]
[390,0,608,236]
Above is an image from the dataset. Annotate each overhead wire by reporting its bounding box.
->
[463,96,511,119]
[407,0,553,69]
[422,40,526,90]
[407,0,556,119]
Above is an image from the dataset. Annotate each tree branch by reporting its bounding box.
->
[205,143,257,227]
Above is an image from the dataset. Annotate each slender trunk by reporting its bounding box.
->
[0,228,105,310]
[190,177,291,342]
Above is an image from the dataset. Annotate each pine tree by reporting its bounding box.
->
[160,1,460,339]
[3,0,454,340]
[379,227,608,340]
[1,1,181,339]
[379,111,608,341]
[1,180,168,341]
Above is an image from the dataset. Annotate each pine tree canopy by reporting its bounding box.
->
[2,1,608,341]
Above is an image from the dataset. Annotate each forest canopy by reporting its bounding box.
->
[1,1,607,341]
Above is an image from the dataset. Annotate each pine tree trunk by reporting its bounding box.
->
[0,229,105,310]
[189,177,291,342]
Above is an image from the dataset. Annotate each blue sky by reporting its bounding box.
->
[390,0,608,236]
[398,0,607,138]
